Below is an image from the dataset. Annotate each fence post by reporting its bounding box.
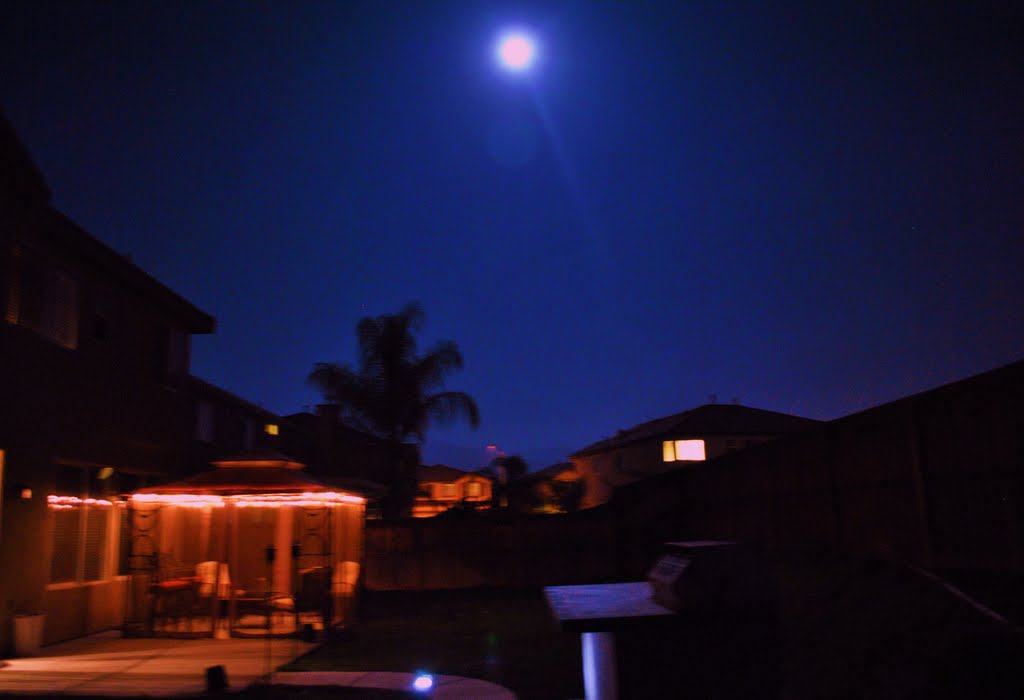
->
[905,401,934,569]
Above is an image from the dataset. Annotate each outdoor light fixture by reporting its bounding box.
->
[412,673,434,692]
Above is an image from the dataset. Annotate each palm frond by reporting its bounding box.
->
[424,391,481,430]
[416,341,464,391]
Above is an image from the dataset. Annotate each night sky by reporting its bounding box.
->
[3,1,1021,469]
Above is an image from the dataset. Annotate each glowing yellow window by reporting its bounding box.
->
[662,439,706,462]
[662,441,676,462]
[264,423,279,436]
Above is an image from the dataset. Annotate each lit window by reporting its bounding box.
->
[265,423,279,436]
[674,439,705,461]
[662,439,706,462]
[441,483,456,499]
[466,481,482,498]
[662,441,675,462]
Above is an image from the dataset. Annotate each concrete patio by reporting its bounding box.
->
[0,630,316,696]
[0,631,516,698]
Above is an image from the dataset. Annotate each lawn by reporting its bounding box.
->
[283,587,583,700]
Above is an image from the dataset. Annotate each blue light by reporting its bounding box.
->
[412,673,434,692]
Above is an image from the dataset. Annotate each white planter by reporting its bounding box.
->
[13,614,45,657]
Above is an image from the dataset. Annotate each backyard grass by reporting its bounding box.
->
[283,587,583,700]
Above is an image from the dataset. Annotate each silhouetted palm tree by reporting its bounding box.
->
[309,303,479,518]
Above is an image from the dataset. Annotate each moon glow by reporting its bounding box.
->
[495,31,536,71]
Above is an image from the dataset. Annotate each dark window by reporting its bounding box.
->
[5,244,79,348]
[196,400,214,442]
[91,285,115,341]
[154,324,188,386]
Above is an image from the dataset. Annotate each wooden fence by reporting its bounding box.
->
[364,360,1024,590]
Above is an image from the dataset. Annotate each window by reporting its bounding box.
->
[49,465,118,584]
[91,285,115,341]
[264,423,279,436]
[154,324,188,386]
[244,419,255,449]
[5,243,79,349]
[661,439,706,462]
[196,400,214,442]
[466,481,482,498]
[440,483,456,499]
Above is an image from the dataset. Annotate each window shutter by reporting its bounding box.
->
[50,507,81,583]
[49,268,79,349]
[83,506,108,581]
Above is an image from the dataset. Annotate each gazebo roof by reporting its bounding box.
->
[133,451,344,497]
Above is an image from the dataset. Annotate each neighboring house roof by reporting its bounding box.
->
[283,411,395,446]
[416,464,482,483]
[572,403,821,458]
[516,462,576,484]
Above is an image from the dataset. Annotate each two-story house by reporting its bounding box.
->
[412,465,492,518]
[0,113,218,652]
[571,403,821,508]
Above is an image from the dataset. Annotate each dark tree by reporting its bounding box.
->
[486,454,530,510]
[309,303,479,518]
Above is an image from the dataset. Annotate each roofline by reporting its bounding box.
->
[47,209,215,333]
[185,375,278,420]
[570,404,821,458]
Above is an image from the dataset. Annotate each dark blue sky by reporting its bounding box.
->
[3,1,1021,468]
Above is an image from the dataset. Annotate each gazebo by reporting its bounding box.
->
[128,452,365,638]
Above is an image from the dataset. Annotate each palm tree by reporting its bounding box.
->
[309,303,480,518]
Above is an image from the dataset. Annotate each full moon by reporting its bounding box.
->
[495,30,536,71]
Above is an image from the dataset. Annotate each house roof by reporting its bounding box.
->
[516,462,576,484]
[283,411,394,446]
[46,210,216,334]
[1,111,215,334]
[186,375,278,420]
[0,110,51,209]
[416,464,480,483]
[572,403,821,458]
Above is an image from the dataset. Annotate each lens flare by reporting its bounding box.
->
[412,673,434,692]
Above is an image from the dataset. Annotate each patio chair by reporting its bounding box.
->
[292,566,332,633]
[195,561,231,599]
[333,561,360,623]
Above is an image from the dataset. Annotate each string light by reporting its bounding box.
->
[47,495,114,510]
[130,491,365,508]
